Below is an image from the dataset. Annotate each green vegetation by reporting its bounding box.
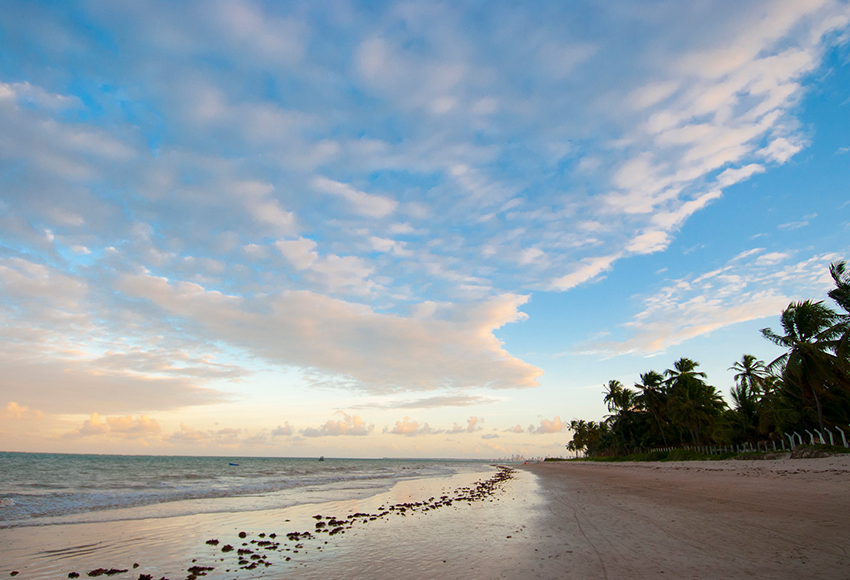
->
[567,260,850,458]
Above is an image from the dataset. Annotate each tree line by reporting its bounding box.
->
[567,260,850,457]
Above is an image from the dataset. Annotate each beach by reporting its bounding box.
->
[3,456,850,579]
[523,456,850,579]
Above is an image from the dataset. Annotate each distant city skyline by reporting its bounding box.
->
[1,0,848,457]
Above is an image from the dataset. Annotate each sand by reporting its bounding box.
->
[522,456,850,579]
[3,457,849,579]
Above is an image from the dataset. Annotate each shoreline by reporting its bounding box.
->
[1,465,534,580]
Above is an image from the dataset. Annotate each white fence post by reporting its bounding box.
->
[837,427,849,448]
[806,430,816,445]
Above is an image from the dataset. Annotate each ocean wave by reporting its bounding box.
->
[0,456,485,527]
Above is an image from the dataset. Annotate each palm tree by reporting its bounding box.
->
[665,358,725,446]
[828,261,850,364]
[761,300,844,432]
[728,355,769,442]
[603,380,627,413]
[729,354,769,396]
[602,380,638,452]
[828,261,850,314]
[635,370,668,446]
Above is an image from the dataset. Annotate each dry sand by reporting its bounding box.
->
[522,456,850,579]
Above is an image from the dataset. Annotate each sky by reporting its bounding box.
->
[1,0,849,458]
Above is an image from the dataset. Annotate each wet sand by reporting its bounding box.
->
[523,456,850,579]
[1,466,545,580]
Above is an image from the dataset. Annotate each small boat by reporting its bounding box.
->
[318,456,324,462]
[229,462,239,466]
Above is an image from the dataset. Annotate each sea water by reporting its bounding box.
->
[0,452,491,528]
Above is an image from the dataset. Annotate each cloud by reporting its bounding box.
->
[626,231,670,255]
[0,259,229,414]
[370,394,499,409]
[759,137,804,163]
[312,177,398,218]
[66,413,162,439]
[529,416,567,434]
[166,423,242,447]
[302,412,374,437]
[778,220,810,230]
[275,238,318,270]
[584,251,841,355]
[550,254,620,291]
[449,416,483,433]
[117,273,543,394]
[271,422,294,437]
[2,402,43,420]
[731,248,765,261]
[481,433,500,440]
[504,425,524,434]
[716,164,766,188]
[754,252,789,266]
[386,416,436,436]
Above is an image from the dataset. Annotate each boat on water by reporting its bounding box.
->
[318,456,324,462]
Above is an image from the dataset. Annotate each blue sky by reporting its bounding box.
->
[1,0,848,457]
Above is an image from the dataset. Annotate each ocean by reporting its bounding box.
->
[0,452,492,529]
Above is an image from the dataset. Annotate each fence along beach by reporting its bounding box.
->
[3,452,850,579]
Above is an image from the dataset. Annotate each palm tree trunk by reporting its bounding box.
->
[654,413,668,446]
[811,385,825,433]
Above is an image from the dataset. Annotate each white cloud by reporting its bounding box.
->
[731,248,765,261]
[271,422,294,437]
[529,416,567,434]
[166,423,242,448]
[117,272,542,393]
[754,252,789,266]
[312,176,398,218]
[550,254,620,291]
[65,413,161,439]
[626,231,669,255]
[585,251,840,355]
[716,164,766,188]
[369,236,412,257]
[449,416,483,433]
[759,137,804,163]
[302,412,373,437]
[275,237,319,269]
[2,401,43,420]
[387,416,436,436]
[778,220,810,230]
[237,181,297,234]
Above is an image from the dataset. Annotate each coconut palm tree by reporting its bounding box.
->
[761,300,844,432]
[828,261,850,314]
[665,358,725,446]
[729,354,769,396]
[728,355,769,442]
[635,370,668,446]
[828,261,850,364]
[602,379,638,452]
